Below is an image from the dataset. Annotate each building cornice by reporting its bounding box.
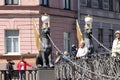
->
[0,13,40,18]
[0,54,36,59]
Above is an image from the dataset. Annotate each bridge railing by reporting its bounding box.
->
[0,69,37,80]
[55,54,120,80]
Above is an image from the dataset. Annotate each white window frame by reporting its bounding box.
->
[5,30,20,55]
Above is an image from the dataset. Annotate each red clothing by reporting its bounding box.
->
[17,61,32,71]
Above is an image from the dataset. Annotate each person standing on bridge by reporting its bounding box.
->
[76,41,88,58]
[17,56,33,80]
[55,51,70,63]
[71,44,78,57]
[6,58,15,80]
[111,30,120,57]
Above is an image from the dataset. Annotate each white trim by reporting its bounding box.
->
[4,52,21,56]
[19,0,21,5]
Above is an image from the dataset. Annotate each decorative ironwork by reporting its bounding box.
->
[55,54,120,80]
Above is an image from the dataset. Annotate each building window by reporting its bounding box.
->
[64,32,71,52]
[40,0,49,6]
[63,0,71,10]
[5,30,19,53]
[98,0,103,9]
[87,0,92,7]
[109,0,113,11]
[109,29,114,48]
[5,0,19,5]
[98,28,103,47]
[80,0,87,7]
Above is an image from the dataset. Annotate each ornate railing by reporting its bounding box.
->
[0,69,37,80]
[1,55,120,80]
[55,54,120,80]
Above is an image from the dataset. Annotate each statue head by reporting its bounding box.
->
[84,27,92,36]
[41,23,50,35]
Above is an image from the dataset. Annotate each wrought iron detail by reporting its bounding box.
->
[55,55,120,80]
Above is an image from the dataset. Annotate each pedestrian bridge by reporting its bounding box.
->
[55,54,120,80]
[0,68,55,80]
[0,54,120,80]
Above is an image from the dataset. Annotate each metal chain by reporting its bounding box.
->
[90,34,112,53]
[47,34,63,54]
[47,33,119,79]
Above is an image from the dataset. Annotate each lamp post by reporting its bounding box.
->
[41,13,53,67]
[41,14,50,27]
[36,13,50,67]
[84,15,94,57]
[84,15,93,29]
[37,14,54,79]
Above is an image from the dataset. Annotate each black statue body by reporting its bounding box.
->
[36,27,53,68]
[84,27,94,57]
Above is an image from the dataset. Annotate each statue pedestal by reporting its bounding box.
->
[37,68,55,80]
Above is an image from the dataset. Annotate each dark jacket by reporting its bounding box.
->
[6,62,14,74]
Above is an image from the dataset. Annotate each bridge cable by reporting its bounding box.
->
[47,34,63,54]
[90,34,111,53]
[47,34,118,79]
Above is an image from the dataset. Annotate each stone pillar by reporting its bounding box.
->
[37,69,55,80]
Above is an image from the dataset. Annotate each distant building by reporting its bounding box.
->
[0,0,120,69]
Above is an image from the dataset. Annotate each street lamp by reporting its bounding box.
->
[41,13,50,27]
[84,15,93,29]
[84,15,94,57]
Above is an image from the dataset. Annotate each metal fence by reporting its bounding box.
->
[55,54,120,80]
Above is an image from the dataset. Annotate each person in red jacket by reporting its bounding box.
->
[17,56,33,80]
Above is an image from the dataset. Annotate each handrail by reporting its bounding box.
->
[0,69,37,80]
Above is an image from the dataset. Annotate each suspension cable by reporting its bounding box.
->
[47,34,62,54]
[90,34,112,53]
[47,34,118,79]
